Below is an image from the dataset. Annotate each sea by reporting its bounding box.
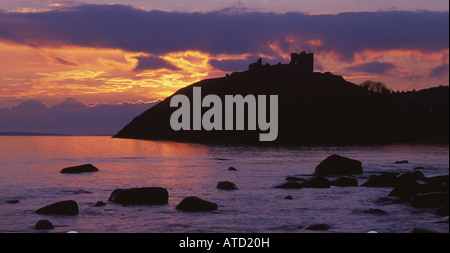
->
[0,136,448,233]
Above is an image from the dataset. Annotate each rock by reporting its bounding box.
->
[395,160,409,164]
[285,176,306,181]
[361,173,398,187]
[33,220,54,230]
[435,201,449,216]
[283,195,293,200]
[6,199,20,204]
[94,201,106,207]
[108,187,169,205]
[227,167,237,171]
[411,227,438,233]
[330,176,358,187]
[175,196,217,211]
[274,181,303,189]
[362,208,388,215]
[300,176,331,188]
[35,200,79,215]
[388,181,448,201]
[410,192,448,208]
[314,155,363,175]
[424,175,449,185]
[397,171,426,183]
[216,181,238,190]
[303,223,331,231]
[60,164,99,174]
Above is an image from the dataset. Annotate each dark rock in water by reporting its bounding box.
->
[60,164,99,174]
[274,181,304,189]
[388,181,448,201]
[361,173,398,187]
[175,196,217,211]
[395,160,409,164]
[216,181,238,190]
[284,195,293,200]
[33,220,54,230]
[330,176,358,187]
[108,187,169,205]
[302,223,331,231]
[411,227,438,233]
[285,176,306,181]
[424,175,449,185]
[362,208,388,215]
[300,176,331,188]
[35,200,79,215]
[94,201,107,207]
[314,155,363,175]
[375,196,402,205]
[6,199,20,204]
[227,167,237,171]
[435,201,449,216]
[397,171,426,183]
[410,192,449,208]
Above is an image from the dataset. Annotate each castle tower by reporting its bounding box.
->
[290,51,314,73]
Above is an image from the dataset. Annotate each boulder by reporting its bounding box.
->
[228,167,237,171]
[6,199,20,204]
[397,171,426,183]
[361,173,398,187]
[395,160,409,164]
[424,175,449,185]
[389,181,448,200]
[33,220,54,230]
[35,200,79,215]
[274,181,303,189]
[108,187,169,205]
[410,192,448,208]
[216,181,238,190]
[300,176,331,188]
[60,164,99,174]
[283,195,293,200]
[175,196,217,211]
[435,201,449,216]
[330,176,358,187]
[314,155,363,175]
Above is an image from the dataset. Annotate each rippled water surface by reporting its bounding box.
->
[0,136,448,233]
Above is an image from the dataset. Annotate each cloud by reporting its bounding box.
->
[429,63,449,78]
[0,98,159,135]
[346,61,396,74]
[133,55,179,72]
[0,4,447,61]
[208,58,252,72]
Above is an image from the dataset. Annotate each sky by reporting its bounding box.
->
[0,0,449,134]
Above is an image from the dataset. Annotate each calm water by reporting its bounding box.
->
[0,136,448,233]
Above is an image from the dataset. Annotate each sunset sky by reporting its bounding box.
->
[0,0,449,134]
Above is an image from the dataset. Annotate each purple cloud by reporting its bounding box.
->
[133,55,179,72]
[429,63,449,78]
[346,61,396,74]
[0,4,447,61]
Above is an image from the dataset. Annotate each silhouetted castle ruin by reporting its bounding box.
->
[248,51,314,73]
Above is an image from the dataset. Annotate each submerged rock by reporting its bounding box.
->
[108,187,169,205]
[216,181,238,190]
[330,176,358,187]
[33,220,54,230]
[301,223,331,231]
[283,195,293,200]
[395,160,409,164]
[227,167,237,171]
[175,196,217,211]
[274,181,304,189]
[362,208,388,215]
[94,201,107,207]
[411,227,438,233]
[60,164,99,174]
[285,176,306,181]
[314,155,363,175]
[300,176,331,188]
[6,199,20,204]
[361,173,398,187]
[389,181,448,201]
[397,171,426,183]
[35,200,79,216]
[410,192,448,208]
